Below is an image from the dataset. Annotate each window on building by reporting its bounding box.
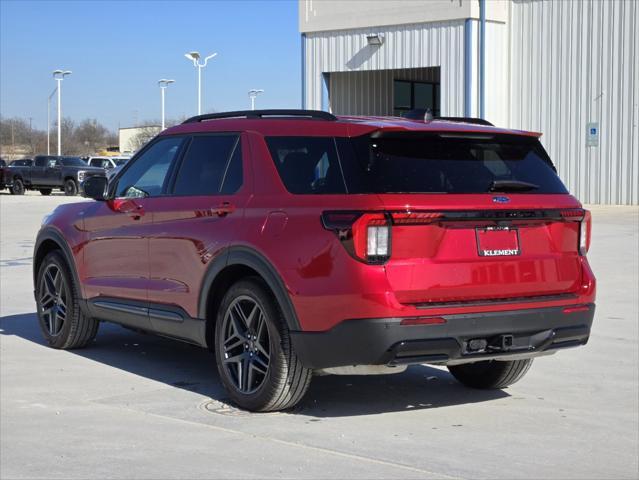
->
[393,80,440,117]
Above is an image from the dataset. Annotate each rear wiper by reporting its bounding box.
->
[488,180,540,192]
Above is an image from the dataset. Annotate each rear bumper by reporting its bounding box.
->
[290,304,595,369]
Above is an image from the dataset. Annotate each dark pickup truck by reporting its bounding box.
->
[8,155,105,196]
[0,158,11,191]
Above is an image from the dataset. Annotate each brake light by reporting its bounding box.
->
[579,210,592,255]
[322,211,391,264]
[391,212,443,225]
[353,213,390,263]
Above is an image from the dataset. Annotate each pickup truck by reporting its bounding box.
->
[8,155,105,196]
[0,159,12,192]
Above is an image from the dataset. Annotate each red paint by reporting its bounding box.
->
[39,115,596,334]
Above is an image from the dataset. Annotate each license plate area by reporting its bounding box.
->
[476,226,520,257]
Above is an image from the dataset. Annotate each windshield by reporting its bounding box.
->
[114,158,128,166]
[60,157,87,167]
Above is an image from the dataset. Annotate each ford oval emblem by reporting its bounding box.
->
[493,196,510,203]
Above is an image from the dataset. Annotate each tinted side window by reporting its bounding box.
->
[173,135,238,196]
[265,137,347,194]
[115,137,183,198]
[220,143,243,194]
[35,157,48,167]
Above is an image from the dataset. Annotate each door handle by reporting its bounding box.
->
[213,202,235,217]
[128,204,145,220]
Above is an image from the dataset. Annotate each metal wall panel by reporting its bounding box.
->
[510,0,638,205]
[304,21,466,117]
[328,67,440,116]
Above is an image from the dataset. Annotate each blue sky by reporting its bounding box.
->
[0,0,301,131]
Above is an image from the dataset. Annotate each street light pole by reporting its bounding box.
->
[52,70,72,155]
[158,79,175,130]
[47,87,57,155]
[248,89,264,110]
[184,51,217,115]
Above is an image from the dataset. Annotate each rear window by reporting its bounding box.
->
[60,157,86,167]
[266,133,567,195]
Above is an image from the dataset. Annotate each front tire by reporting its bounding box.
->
[11,178,24,195]
[214,278,312,412]
[448,359,533,389]
[39,188,52,196]
[64,179,78,196]
[35,251,99,349]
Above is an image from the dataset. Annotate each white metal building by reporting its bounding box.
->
[300,0,638,205]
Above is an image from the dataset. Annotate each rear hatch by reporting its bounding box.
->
[338,131,588,306]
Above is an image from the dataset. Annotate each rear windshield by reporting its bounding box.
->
[60,157,86,167]
[266,133,567,195]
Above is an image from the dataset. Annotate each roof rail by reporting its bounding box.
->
[182,109,337,124]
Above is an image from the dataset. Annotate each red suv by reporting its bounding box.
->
[34,110,596,411]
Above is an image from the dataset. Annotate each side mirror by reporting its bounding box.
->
[82,175,108,201]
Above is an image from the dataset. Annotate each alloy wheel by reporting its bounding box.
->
[38,264,68,336]
[220,295,271,394]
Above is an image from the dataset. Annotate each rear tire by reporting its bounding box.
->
[39,188,52,196]
[10,178,24,195]
[35,251,99,349]
[214,278,312,412]
[64,179,78,196]
[448,359,533,389]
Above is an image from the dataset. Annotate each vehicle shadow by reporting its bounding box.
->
[0,312,509,417]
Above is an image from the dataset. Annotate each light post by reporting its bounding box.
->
[184,51,217,115]
[248,89,264,110]
[52,69,72,155]
[47,87,57,155]
[158,79,175,130]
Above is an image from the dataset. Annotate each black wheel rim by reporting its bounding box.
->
[220,295,270,394]
[38,264,68,336]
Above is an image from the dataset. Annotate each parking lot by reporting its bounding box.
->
[1,192,637,479]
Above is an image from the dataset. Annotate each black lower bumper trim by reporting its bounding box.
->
[290,304,595,369]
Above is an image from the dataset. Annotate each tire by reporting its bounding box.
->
[64,179,78,196]
[10,178,24,195]
[35,251,99,349]
[214,278,312,412]
[39,188,52,196]
[448,359,533,389]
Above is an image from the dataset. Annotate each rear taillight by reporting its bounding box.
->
[579,210,592,255]
[322,211,391,264]
[353,213,390,263]
[559,208,590,255]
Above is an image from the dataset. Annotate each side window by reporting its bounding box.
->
[220,142,243,194]
[172,135,238,196]
[35,157,47,167]
[47,159,58,168]
[115,137,183,198]
[265,137,347,194]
